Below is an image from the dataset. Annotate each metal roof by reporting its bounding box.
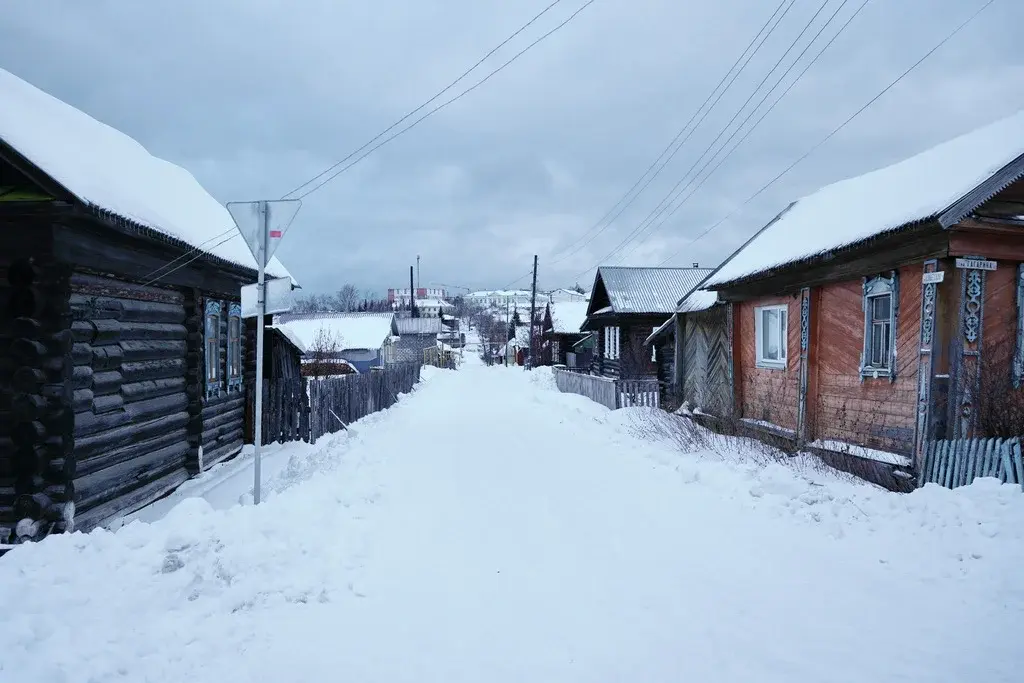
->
[595,267,713,315]
[395,317,444,335]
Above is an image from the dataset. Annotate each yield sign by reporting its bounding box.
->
[226,199,302,267]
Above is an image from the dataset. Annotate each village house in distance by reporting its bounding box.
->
[650,109,1024,490]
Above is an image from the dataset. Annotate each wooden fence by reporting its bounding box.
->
[552,367,660,410]
[919,437,1023,490]
[308,363,422,442]
[246,363,422,445]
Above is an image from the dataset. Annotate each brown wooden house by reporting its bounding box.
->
[0,67,298,544]
[583,266,712,379]
[671,110,1024,484]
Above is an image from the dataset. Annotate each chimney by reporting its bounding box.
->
[692,262,699,268]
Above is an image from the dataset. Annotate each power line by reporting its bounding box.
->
[136,1,589,288]
[290,0,597,201]
[656,0,1000,268]
[590,0,840,273]
[539,0,794,267]
[280,0,567,200]
[613,0,866,264]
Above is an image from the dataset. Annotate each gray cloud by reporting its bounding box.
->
[2,0,1022,295]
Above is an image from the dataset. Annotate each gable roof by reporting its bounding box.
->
[0,67,294,283]
[277,312,395,353]
[705,109,1024,288]
[550,301,590,334]
[590,267,713,315]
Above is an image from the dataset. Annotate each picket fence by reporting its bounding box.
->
[553,367,660,410]
[919,436,1024,490]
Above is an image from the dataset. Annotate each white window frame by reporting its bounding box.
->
[754,304,788,370]
[604,326,620,360]
[860,272,898,381]
[652,326,658,362]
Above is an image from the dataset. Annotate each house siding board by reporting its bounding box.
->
[736,297,800,431]
[976,262,1022,436]
[812,265,921,454]
[68,272,191,531]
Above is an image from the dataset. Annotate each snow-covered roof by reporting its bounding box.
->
[269,324,307,354]
[593,267,713,315]
[277,313,395,353]
[705,109,1024,288]
[677,289,719,314]
[417,298,453,308]
[550,301,589,334]
[0,67,294,283]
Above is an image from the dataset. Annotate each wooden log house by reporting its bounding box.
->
[657,110,1024,484]
[0,67,298,543]
[582,266,711,379]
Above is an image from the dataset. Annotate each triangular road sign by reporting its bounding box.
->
[226,199,302,267]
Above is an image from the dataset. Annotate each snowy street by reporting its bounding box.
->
[3,363,1024,682]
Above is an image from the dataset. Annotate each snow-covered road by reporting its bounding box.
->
[2,364,1023,682]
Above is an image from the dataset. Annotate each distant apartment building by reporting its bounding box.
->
[466,289,534,309]
[388,287,447,307]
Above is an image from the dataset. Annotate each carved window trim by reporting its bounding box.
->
[860,271,899,381]
[227,302,243,392]
[204,299,223,399]
[1014,264,1024,389]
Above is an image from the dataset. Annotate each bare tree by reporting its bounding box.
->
[305,326,346,378]
[335,284,360,312]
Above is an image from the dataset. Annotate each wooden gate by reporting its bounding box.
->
[681,306,730,415]
[919,437,1023,490]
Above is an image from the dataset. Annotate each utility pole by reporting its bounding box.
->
[409,265,417,318]
[528,255,538,371]
[505,298,510,367]
[416,255,420,291]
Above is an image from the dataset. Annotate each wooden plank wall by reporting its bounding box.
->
[69,272,191,531]
[734,296,801,431]
[681,307,730,416]
[975,262,1024,437]
[811,264,921,454]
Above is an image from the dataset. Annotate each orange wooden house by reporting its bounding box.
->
[668,111,1024,486]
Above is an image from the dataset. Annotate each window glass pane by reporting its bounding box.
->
[229,318,240,338]
[207,341,217,380]
[763,310,779,360]
[870,324,883,365]
[871,294,890,322]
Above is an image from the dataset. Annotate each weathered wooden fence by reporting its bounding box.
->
[247,363,422,445]
[919,437,1023,490]
[307,363,422,442]
[554,367,617,410]
[553,367,660,410]
[617,378,660,408]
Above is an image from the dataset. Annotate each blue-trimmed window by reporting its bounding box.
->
[227,303,243,391]
[860,272,898,381]
[204,299,222,399]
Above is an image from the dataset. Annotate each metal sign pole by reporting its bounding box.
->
[253,200,268,504]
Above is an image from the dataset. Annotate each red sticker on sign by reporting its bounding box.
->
[269,230,282,238]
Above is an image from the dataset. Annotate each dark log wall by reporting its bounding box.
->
[200,296,245,470]
[1,249,76,542]
[735,296,801,431]
[68,272,190,531]
[810,264,921,454]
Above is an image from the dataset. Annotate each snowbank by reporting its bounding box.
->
[1,364,1021,682]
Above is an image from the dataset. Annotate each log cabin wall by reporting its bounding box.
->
[1,245,77,541]
[810,263,922,454]
[199,295,245,470]
[68,272,190,531]
[734,295,801,432]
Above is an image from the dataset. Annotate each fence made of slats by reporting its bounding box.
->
[617,378,660,409]
[553,367,617,410]
[308,363,422,442]
[919,437,1024,490]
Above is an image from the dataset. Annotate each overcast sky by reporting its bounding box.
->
[2,0,1022,296]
